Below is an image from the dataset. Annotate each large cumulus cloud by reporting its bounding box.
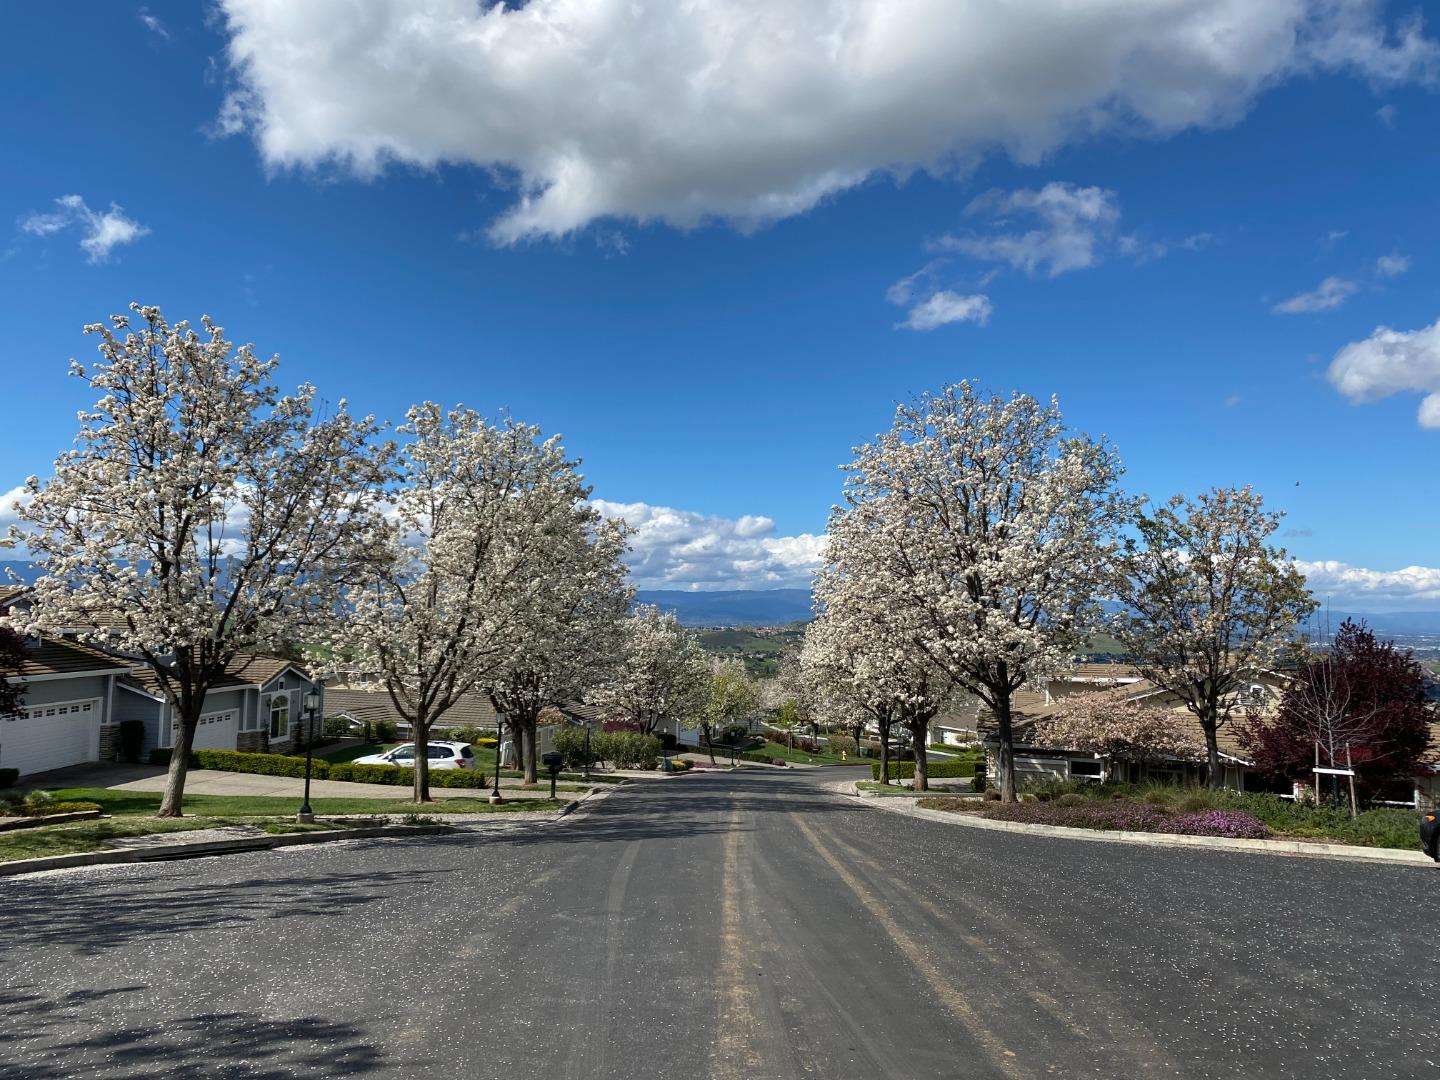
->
[591,500,824,590]
[215,0,1436,243]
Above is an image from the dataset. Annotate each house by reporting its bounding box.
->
[976,663,1291,791]
[1,635,134,776]
[323,686,499,739]
[2,584,324,771]
[116,654,325,759]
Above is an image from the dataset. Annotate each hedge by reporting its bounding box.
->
[871,760,978,781]
[148,747,492,788]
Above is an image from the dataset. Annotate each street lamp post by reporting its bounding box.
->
[297,689,321,824]
[490,712,505,805]
[583,722,592,780]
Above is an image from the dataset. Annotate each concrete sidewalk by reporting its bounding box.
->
[107,769,582,801]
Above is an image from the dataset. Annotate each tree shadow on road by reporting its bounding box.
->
[0,867,455,957]
[0,984,399,1078]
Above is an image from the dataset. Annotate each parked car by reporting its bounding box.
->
[353,742,475,770]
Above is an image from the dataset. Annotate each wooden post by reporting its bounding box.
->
[1345,742,1358,820]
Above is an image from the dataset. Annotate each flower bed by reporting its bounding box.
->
[972,798,1268,839]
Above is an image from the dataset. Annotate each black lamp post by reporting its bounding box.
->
[489,713,505,805]
[583,722,592,780]
[297,689,321,824]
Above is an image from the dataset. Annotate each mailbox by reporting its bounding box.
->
[542,751,565,799]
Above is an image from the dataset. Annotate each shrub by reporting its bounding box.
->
[1168,809,1268,839]
[1055,793,1088,808]
[871,760,978,781]
[668,757,692,772]
[0,767,17,789]
[553,726,596,767]
[1,799,103,817]
[323,715,353,737]
[1143,790,1171,807]
[592,731,661,769]
[983,789,1001,801]
[828,735,857,755]
[1178,794,1212,813]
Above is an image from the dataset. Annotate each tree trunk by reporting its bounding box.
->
[157,706,200,817]
[878,721,891,785]
[1202,711,1222,789]
[413,720,432,803]
[995,694,1018,803]
[910,715,931,793]
[703,723,717,764]
[522,715,538,785]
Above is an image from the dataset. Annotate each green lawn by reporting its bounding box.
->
[0,787,568,863]
[47,787,567,818]
[756,740,854,765]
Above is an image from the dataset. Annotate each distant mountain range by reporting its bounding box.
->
[636,588,813,627]
[6,558,1439,637]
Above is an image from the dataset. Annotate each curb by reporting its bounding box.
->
[854,791,1436,867]
[0,823,457,879]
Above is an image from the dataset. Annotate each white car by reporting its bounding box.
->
[353,741,475,770]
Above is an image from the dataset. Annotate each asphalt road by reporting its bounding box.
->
[2,768,1437,1079]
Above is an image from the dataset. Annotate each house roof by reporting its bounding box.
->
[324,687,499,730]
[976,673,1258,762]
[0,584,29,610]
[10,637,131,681]
[123,653,313,696]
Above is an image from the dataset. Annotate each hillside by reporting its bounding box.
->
[635,588,812,627]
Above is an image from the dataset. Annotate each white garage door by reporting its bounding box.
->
[184,708,239,751]
[0,698,101,776]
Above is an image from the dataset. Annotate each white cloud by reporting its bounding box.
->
[139,8,171,40]
[1271,275,1358,314]
[1375,252,1411,277]
[19,195,149,263]
[1295,560,1440,611]
[0,486,29,544]
[1181,232,1215,251]
[895,290,992,331]
[215,0,1438,244]
[591,500,824,590]
[1327,317,1440,428]
[1375,102,1398,127]
[936,183,1120,278]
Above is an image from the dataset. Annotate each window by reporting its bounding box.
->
[390,746,415,762]
[1069,760,1104,779]
[269,693,290,740]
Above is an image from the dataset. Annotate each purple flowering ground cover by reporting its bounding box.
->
[960,799,1269,839]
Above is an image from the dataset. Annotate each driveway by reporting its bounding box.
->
[2,767,1436,1078]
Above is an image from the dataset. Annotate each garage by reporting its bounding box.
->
[184,708,239,751]
[0,698,101,776]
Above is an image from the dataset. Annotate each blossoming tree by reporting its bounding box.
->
[1109,486,1315,788]
[13,304,386,816]
[345,405,592,802]
[486,509,632,783]
[810,506,954,789]
[587,604,710,737]
[1032,692,1206,771]
[840,382,1128,801]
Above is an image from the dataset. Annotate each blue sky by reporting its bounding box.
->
[2,2,1439,607]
